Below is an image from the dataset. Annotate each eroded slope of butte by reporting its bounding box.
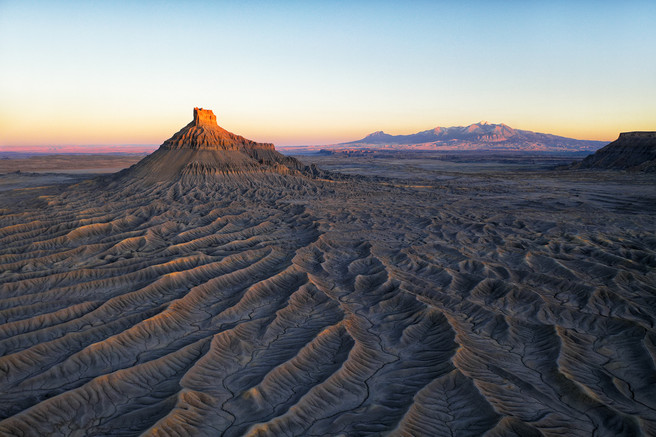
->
[113,108,307,182]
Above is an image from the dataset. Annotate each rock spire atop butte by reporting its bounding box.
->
[115,107,305,181]
[161,107,275,152]
[193,107,217,126]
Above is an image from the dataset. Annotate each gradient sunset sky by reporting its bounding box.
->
[1,0,654,148]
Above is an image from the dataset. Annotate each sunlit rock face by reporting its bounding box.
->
[162,108,275,152]
[193,107,217,126]
[0,113,655,436]
[113,108,305,182]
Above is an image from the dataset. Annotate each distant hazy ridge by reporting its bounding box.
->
[334,122,606,152]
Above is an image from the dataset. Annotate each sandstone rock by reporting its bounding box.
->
[193,107,217,127]
[115,108,305,181]
[162,107,275,152]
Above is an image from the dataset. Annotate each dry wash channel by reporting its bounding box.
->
[0,109,655,436]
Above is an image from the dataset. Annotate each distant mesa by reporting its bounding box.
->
[115,108,307,182]
[332,122,606,152]
[571,131,656,172]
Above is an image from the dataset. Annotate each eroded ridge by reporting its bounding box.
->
[0,169,655,436]
[110,108,308,182]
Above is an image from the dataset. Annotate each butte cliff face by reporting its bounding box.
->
[162,107,274,152]
[117,108,305,182]
[573,131,656,171]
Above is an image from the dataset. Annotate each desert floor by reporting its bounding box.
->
[0,154,147,175]
[0,153,655,436]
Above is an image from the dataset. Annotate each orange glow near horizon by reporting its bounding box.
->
[1,2,654,150]
[2,101,647,149]
[0,108,636,149]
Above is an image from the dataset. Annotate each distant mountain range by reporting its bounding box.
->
[333,122,606,152]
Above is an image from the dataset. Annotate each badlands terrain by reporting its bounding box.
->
[0,109,655,436]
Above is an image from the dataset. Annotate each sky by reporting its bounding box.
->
[0,0,654,148]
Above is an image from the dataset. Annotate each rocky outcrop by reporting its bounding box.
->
[162,107,275,152]
[115,108,305,181]
[193,107,217,126]
[572,132,656,171]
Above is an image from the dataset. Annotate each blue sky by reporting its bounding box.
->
[0,0,654,147]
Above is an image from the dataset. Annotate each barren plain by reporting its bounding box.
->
[1,127,655,436]
[0,154,147,175]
